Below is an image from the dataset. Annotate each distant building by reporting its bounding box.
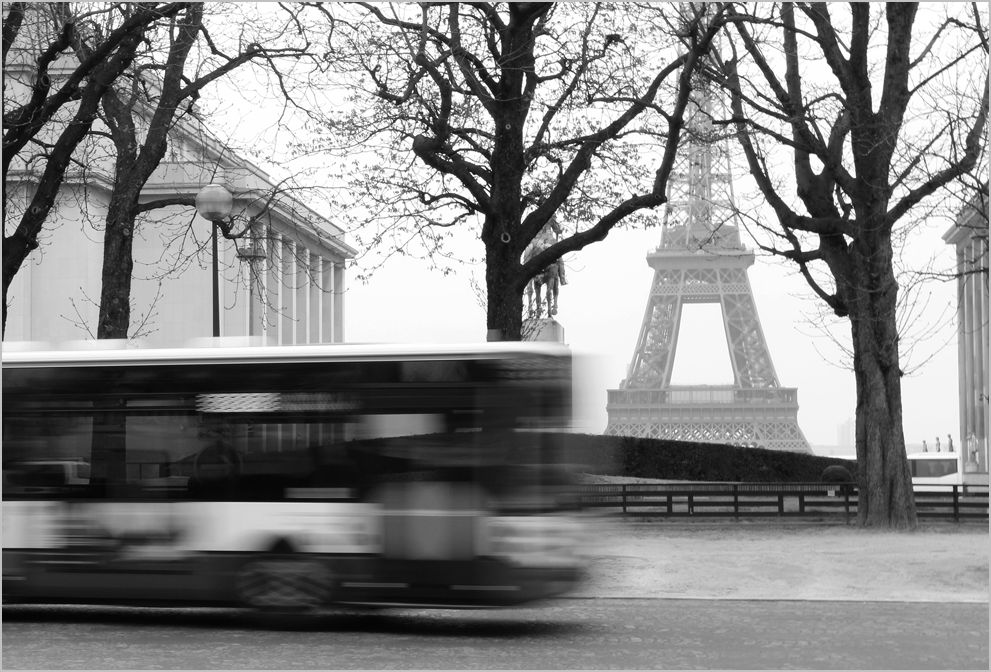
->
[4,21,356,347]
[943,192,989,484]
[835,417,855,452]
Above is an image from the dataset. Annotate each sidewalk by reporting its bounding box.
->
[571,518,989,603]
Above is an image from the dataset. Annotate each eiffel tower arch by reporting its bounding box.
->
[604,77,811,454]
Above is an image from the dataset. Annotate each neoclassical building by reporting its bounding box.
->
[5,129,356,348]
[3,8,355,348]
[943,193,989,484]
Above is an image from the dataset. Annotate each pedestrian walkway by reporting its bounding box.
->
[571,519,989,603]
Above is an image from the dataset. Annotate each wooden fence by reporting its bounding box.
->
[572,482,990,522]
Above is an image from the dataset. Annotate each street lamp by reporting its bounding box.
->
[195,183,233,338]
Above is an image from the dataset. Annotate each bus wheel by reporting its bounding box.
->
[235,554,332,612]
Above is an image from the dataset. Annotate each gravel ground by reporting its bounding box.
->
[571,518,989,603]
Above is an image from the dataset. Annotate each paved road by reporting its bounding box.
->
[4,598,987,669]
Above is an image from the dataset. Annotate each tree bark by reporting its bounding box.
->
[96,191,139,339]
[484,208,525,341]
[845,228,918,528]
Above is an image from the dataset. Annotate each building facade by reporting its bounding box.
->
[943,195,989,484]
[5,141,355,348]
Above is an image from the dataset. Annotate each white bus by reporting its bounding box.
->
[2,343,586,612]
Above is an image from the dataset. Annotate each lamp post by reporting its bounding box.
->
[195,184,233,338]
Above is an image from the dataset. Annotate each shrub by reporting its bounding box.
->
[820,464,854,483]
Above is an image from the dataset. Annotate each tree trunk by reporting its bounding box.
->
[847,235,918,529]
[96,192,138,339]
[485,228,524,341]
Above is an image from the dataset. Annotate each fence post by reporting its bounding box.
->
[622,484,627,514]
[688,494,694,515]
[777,494,784,516]
[733,484,739,520]
[667,494,673,514]
[843,487,851,524]
[799,493,805,514]
[953,485,959,522]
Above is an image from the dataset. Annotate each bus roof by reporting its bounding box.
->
[1,340,571,368]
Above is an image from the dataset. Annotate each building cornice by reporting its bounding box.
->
[7,166,357,261]
[943,194,988,247]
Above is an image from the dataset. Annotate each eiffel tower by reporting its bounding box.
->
[604,76,811,453]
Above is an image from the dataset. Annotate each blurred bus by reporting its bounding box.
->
[2,342,586,611]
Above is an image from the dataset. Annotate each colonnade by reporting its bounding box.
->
[246,231,346,345]
[945,203,989,478]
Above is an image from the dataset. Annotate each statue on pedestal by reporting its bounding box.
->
[524,216,567,318]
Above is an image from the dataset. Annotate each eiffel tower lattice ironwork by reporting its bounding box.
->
[604,78,811,453]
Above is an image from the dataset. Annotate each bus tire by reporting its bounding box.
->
[235,551,332,612]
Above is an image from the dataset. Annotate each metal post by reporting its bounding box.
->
[212,221,220,338]
[622,484,627,514]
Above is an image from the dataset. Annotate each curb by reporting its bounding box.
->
[560,594,991,604]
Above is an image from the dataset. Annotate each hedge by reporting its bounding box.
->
[536,432,857,483]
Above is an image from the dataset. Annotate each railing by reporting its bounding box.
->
[607,387,799,407]
[572,482,990,522]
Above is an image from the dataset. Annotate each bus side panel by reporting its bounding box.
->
[3,499,383,604]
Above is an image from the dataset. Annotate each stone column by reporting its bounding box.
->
[957,245,970,465]
[281,237,295,345]
[972,239,988,469]
[248,227,266,338]
[321,260,334,343]
[295,246,308,345]
[334,262,345,342]
[265,226,279,345]
[309,255,321,344]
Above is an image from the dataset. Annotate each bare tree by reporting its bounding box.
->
[85,3,317,339]
[2,2,190,335]
[717,2,988,527]
[304,2,727,340]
